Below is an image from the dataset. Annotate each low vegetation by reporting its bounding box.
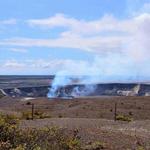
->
[0,113,108,150]
[116,114,133,122]
[22,110,51,120]
[0,113,83,150]
[84,141,106,150]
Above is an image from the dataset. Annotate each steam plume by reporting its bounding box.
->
[47,12,150,98]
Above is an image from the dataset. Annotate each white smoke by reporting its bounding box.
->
[47,72,78,98]
[47,6,150,98]
[47,76,97,98]
[71,85,97,97]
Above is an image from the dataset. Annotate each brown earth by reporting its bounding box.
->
[0,96,150,149]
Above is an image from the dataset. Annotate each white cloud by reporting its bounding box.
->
[27,13,80,29]
[0,10,150,76]
[1,12,150,60]
[27,13,134,35]
[135,2,150,15]
[0,2,149,78]
[1,56,149,80]
[0,59,86,74]
[126,13,150,61]
[9,48,28,53]
[0,13,150,56]
[3,60,26,69]
[0,19,17,25]
[0,36,125,53]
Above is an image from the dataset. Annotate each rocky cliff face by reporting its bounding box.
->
[1,83,150,98]
[0,89,6,98]
[3,86,49,97]
[52,83,150,97]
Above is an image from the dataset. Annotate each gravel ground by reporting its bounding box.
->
[1,96,150,149]
[20,118,150,150]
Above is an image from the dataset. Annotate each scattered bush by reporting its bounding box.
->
[0,113,20,125]
[58,114,63,118]
[137,106,142,110]
[129,111,133,116]
[66,137,81,150]
[34,110,45,119]
[22,111,32,120]
[116,114,132,122]
[121,102,124,105]
[137,146,145,150]
[82,106,86,110]
[26,101,32,105]
[84,141,106,150]
[22,110,51,120]
[0,114,82,150]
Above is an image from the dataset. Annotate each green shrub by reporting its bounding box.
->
[116,114,132,122]
[22,111,51,120]
[66,138,81,150]
[137,146,145,150]
[22,111,32,120]
[0,113,20,125]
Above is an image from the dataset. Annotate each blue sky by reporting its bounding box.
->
[0,0,128,19]
[0,0,150,81]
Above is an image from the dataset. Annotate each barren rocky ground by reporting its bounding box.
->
[0,96,150,149]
